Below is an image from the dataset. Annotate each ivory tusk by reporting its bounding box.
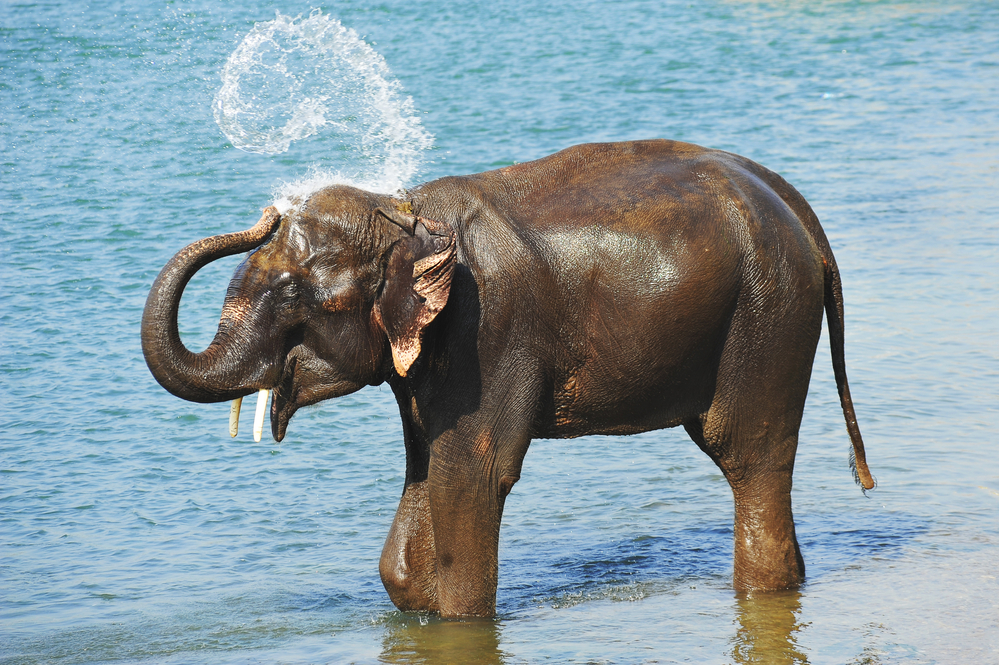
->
[229,396,243,438]
[253,389,269,442]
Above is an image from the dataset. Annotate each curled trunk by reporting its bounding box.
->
[141,207,281,403]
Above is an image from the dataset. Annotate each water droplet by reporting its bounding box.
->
[213,10,433,197]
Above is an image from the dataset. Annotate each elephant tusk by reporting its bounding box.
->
[229,396,243,438]
[253,389,269,442]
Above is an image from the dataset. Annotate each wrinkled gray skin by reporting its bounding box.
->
[142,140,874,617]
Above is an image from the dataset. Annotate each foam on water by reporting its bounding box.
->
[212,9,433,205]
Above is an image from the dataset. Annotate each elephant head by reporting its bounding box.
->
[141,185,456,441]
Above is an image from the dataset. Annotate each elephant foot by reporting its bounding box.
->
[380,480,439,612]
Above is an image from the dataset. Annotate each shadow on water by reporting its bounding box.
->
[795,511,928,578]
[498,507,927,612]
[500,525,734,611]
[378,615,507,665]
[731,590,808,665]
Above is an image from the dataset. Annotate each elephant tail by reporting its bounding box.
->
[824,257,876,491]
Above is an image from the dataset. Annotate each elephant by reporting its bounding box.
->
[142,139,874,618]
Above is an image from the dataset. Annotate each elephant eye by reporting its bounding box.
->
[271,273,299,307]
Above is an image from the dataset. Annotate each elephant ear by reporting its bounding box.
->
[374,216,456,377]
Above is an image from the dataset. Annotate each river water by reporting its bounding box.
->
[2,1,997,663]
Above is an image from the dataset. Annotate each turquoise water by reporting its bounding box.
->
[2,1,998,663]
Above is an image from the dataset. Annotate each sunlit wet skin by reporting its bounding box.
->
[342,140,867,617]
[142,103,873,617]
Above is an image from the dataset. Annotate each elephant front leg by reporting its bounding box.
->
[379,439,525,617]
[384,367,538,617]
[380,480,439,612]
[428,426,530,618]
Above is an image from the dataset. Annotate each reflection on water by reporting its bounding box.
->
[731,590,808,665]
[374,589,810,664]
[379,615,507,665]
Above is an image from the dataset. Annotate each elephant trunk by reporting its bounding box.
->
[141,207,281,403]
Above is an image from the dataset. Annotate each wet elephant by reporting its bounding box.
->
[141,140,875,617]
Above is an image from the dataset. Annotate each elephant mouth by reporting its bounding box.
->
[270,355,300,443]
[241,345,367,443]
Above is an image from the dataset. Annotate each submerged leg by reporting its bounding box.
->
[730,462,805,590]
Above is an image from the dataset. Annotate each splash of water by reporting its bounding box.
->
[212,9,433,202]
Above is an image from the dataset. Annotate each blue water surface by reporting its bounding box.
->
[2,1,997,663]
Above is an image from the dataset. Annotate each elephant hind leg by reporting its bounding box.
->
[682,239,822,590]
[685,417,805,590]
[728,461,805,591]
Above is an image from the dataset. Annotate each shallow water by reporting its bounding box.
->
[2,1,998,663]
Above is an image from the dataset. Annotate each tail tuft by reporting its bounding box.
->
[850,447,877,496]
